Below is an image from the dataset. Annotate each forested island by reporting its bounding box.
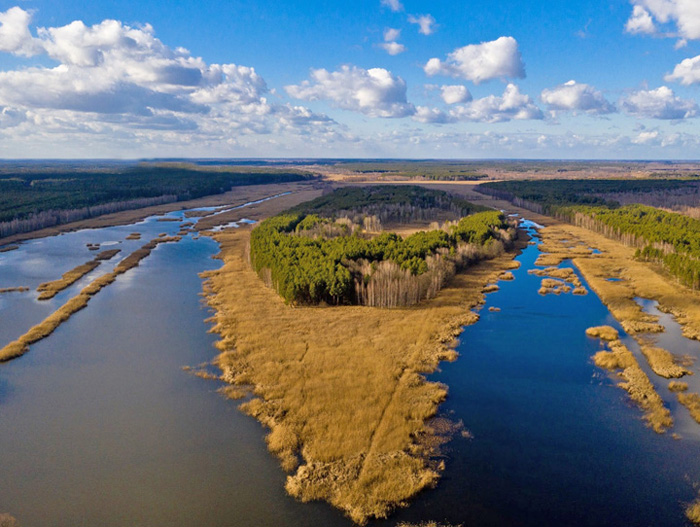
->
[249,186,514,306]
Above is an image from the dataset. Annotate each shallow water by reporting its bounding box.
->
[1,216,700,526]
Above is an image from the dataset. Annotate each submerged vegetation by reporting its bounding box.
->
[249,186,513,307]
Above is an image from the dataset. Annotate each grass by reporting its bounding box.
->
[202,219,521,524]
[592,339,673,433]
[0,245,18,253]
[678,392,700,424]
[0,287,29,294]
[36,249,121,300]
[585,326,619,341]
[637,339,692,379]
[499,271,514,281]
[482,284,499,293]
[669,380,689,392]
[0,513,19,527]
[687,497,700,525]
[0,237,179,362]
[126,232,141,240]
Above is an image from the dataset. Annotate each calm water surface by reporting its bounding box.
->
[1,215,699,526]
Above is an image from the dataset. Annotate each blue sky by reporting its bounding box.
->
[0,0,699,159]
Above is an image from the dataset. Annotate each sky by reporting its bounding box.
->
[0,0,699,159]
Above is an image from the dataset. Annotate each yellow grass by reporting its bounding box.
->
[0,236,179,362]
[499,271,514,281]
[669,381,689,392]
[36,249,120,300]
[593,339,672,433]
[126,232,141,240]
[637,339,692,379]
[0,287,29,294]
[586,326,619,341]
[687,497,700,525]
[203,223,520,524]
[678,392,700,424]
[0,513,19,527]
[482,284,499,293]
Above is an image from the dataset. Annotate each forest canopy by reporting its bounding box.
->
[249,186,512,307]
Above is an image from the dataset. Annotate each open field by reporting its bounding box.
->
[201,194,524,523]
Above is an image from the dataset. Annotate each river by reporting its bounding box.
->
[1,213,699,526]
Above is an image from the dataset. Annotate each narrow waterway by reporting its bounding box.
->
[1,215,699,526]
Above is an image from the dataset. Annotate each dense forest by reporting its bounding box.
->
[249,186,512,307]
[332,161,488,181]
[478,180,700,289]
[0,165,313,239]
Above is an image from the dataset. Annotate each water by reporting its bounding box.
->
[0,206,350,527]
[381,221,700,527]
[2,215,700,526]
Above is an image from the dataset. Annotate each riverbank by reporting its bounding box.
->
[201,207,524,523]
[0,182,317,247]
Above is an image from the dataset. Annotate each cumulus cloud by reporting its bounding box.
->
[666,54,700,84]
[0,6,335,143]
[384,28,401,42]
[620,86,698,119]
[440,85,472,104]
[380,0,403,12]
[424,37,525,84]
[625,5,656,34]
[626,0,700,39]
[449,84,543,123]
[285,65,415,118]
[379,41,406,55]
[541,80,615,114]
[408,14,437,36]
[412,106,454,124]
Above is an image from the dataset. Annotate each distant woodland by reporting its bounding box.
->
[250,186,513,307]
[479,179,700,289]
[0,165,313,239]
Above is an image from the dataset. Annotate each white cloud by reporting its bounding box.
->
[626,0,700,39]
[384,28,401,42]
[412,106,454,124]
[625,5,656,34]
[0,7,335,141]
[449,84,543,123]
[285,65,415,118]
[408,14,436,36]
[424,36,525,84]
[541,80,615,114]
[665,54,700,84]
[380,0,403,12]
[620,86,698,119]
[440,85,472,104]
[379,41,406,55]
[0,6,40,56]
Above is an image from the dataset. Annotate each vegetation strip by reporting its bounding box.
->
[37,249,121,300]
[0,236,179,362]
[591,338,673,433]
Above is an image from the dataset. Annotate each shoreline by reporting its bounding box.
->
[0,182,318,247]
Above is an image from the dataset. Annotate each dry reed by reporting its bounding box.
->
[585,326,619,341]
[36,249,121,300]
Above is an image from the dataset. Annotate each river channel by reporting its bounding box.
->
[1,211,699,526]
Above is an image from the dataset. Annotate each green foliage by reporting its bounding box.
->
[250,190,507,305]
[332,160,488,180]
[481,179,700,289]
[0,165,313,224]
[289,185,486,219]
